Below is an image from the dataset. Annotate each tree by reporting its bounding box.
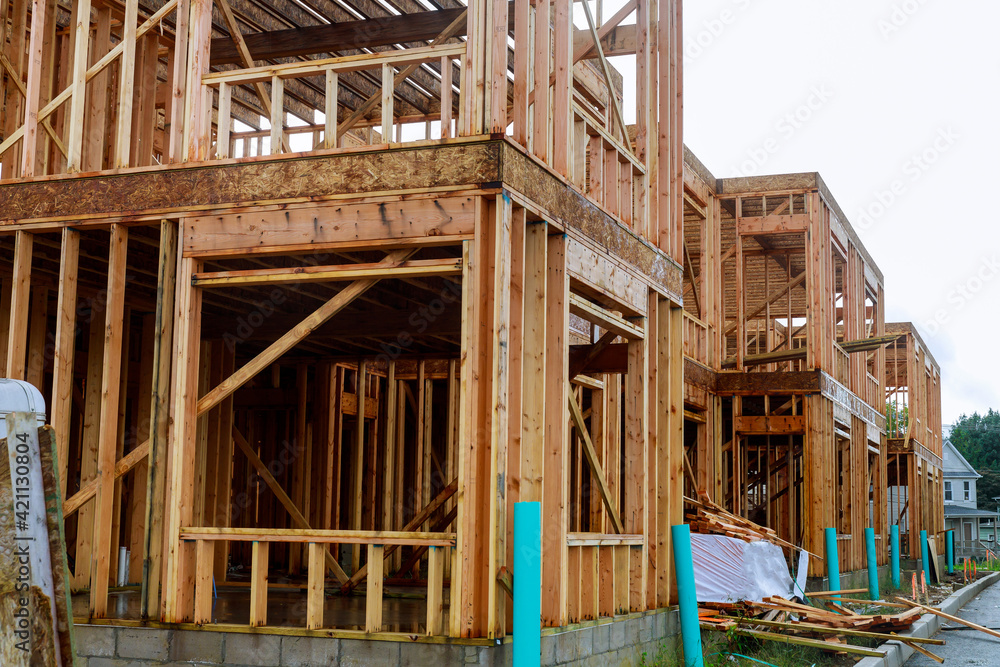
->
[886,401,909,438]
[976,470,1000,512]
[951,409,1000,472]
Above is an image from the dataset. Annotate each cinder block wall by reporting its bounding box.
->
[75,610,680,667]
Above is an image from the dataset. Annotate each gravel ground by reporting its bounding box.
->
[906,578,1000,665]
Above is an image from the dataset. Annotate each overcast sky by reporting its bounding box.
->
[672,0,999,425]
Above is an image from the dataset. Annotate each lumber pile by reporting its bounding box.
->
[684,495,815,556]
[698,596,936,660]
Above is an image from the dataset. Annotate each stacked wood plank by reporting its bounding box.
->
[699,597,935,660]
[684,495,810,556]
[701,597,923,634]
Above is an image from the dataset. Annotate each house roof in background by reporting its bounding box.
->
[943,439,981,478]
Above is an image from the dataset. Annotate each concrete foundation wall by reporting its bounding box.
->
[75,610,681,667]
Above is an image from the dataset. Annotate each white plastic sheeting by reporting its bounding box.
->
[690,533,794,603]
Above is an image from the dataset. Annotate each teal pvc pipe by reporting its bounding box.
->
[513,502,541,667]
[921,529,932,584]
[825,527,841,597]
[946,530,954,574]
[890,525,901,589]
[671,524,704,667]
[865,527,879,600]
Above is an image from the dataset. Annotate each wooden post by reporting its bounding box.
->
[90,224,128,618]
[114,0,139,167]
[250,541,268,627]
[183,0,212,160]
[51,228,79,499]
[6,230,33,380]
[543,230,569,626]
[19,0,50,176]
[532,0,550,162]
[65,0,92,171]
[426,545,445,635]
[194,540,214,623]
[307,542,325,629]
[324,71,338,148]
[551,0,572,177]
[163,254,202,622]
[366,544,384,633]
[142,220,178,619]
[380,63,393,142]
[352,361,366,573]
[270,76,283,154]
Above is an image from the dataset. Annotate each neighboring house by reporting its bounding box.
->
[943,439,1000,557]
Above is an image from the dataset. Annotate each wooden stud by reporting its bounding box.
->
[324,71,338,148]
[426,545,445,635]
[6,231,33,380]
[51,228,79,499]
[381,63,394,142]
[270,76,284,155]
[250,541,269,627]
[542,231,569,626]
[114,0,139,167]
[89,224,128,618]
[163,253,202,622]
[307,542,325,629]
[366,544,384,633]
[194,540,214,624]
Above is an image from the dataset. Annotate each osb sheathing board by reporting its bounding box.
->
[498,142,684,302]
[0,137,681,299]
[0,142,502,223]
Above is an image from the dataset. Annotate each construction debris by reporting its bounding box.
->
[684,494,819,558]
[699,596,940,660]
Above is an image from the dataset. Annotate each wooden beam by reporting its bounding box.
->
[193,258,461,288]
[232,427,349,584]
[568,391,624,533]
[181,527,455,545]
[196,249,416,416]
[569,293,644,340]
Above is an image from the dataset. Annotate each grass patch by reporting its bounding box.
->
[638,630,866,666]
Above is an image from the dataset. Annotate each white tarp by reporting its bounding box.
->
[690,533,794,603]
